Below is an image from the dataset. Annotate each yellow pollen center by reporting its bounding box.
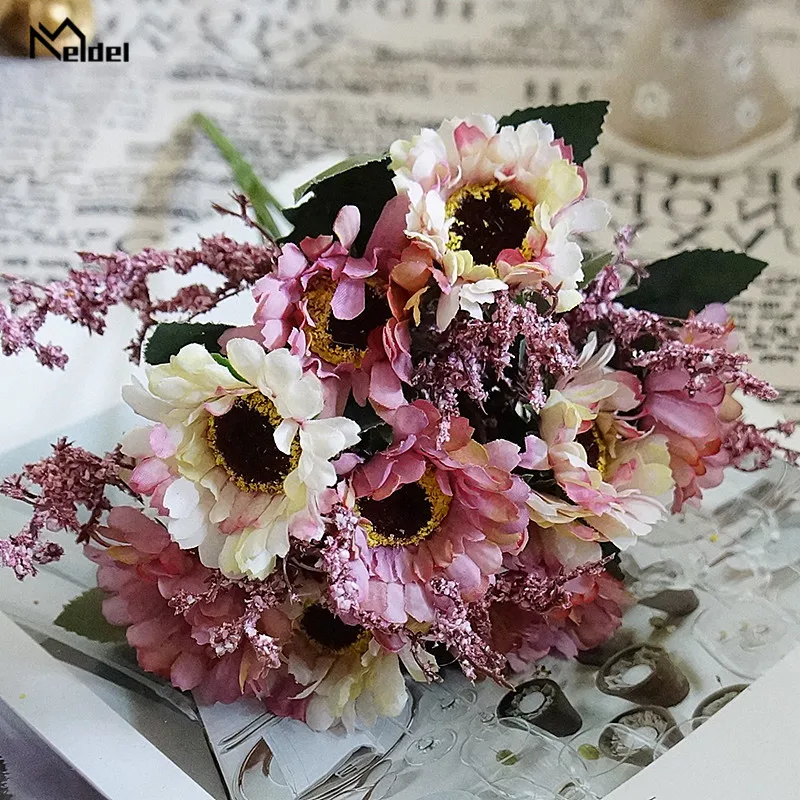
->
[305,275,387,368]
[206,392,300,494]
[593,427,609,478]
[445,181,536,265]
[358,467,453,548]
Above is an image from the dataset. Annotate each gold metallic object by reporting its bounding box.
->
[0,0,95,57]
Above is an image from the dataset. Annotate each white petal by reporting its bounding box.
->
[548,527,603,569]
[163,477,200,519]
[153,344,248,403]
[436,287,462,331]
[296,455,337,494]
[218,536,244,578]
[122,378,171,422]
[274,419,300,455]
[120,426,154,458]
[560,197,611,233]
[460,296,484,320]
[282,469,308,511]
[225,338,272,389]
[198,529,227,568]
[555,288,584,312]
[235,515,290,580]
[167,512,207,549]
[370,655,407,718]
[300,418,361,460]
[278,372,324,422]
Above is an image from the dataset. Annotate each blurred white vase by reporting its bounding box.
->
[604,0,792,171]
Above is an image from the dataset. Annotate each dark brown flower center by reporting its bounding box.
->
[206,393,299,493]
[358,468,452,548]
[306,276,389,367]
[300,604,366,653]
[576,426,609,477]
[446,182,535,265]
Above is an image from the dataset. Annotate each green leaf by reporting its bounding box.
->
[344,395,385,433]
[580,251,614,286]
[497,101,609,165]
[144,322,233,365]
[293,154,386,203]
[343,396,393,456]
[620,249,769,319]
[282,158,396,256]
[192,113,283,238]
[54,588,127,644]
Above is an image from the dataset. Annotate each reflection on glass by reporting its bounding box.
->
[562,722,654,798]
[692,598,799,679]
[651,716,709,760]
[461,717,587,794]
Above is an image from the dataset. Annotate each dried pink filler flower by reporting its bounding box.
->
[1,197,277,367]
[569,255,778,403]
[412,292,577,441]
[0,439,136,578]
[428,577,507,683]
[724,420,800,471]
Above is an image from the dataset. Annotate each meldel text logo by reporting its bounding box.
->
[29,18,130,62]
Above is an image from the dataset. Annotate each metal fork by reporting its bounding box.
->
[300,757,391,800]
[218,711,280,754]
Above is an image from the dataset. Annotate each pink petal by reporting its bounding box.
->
[365,195,411,262]
[149,424,177,459]
[333,205,361,250]
[277,243,312,278]
[384,582,408,624]
[520,435,549,470]
[129,457,172,495]
[127,616,181,649]
[342,256,377,280]
[445,554,484,598]
[464,539,503,575]
[646,393,718,439]
[107,506,169,554]
[454,121,489,151]
[404,583,434,623]
[170,652,208,691]
[331,277,365,320]
[645,369,691,393]
[219,325,263,352]
[197,655,245,704]
[368,362,405,411]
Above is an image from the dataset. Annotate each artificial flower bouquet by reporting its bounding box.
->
[1,101,795,732]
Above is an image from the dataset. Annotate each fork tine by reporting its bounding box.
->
[218,711,276,752]
[220,718,278,754]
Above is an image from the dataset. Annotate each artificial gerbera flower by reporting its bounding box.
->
[642,368,740,512]
[389,115,609,313]
[84,506,256,703]
[274,602,415,731]
[250,205,410,416]
[524,337,671,548]
[641,305,743,512]
[490,527,630,670]
[123,339,360,580]
[347,401,529,624]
